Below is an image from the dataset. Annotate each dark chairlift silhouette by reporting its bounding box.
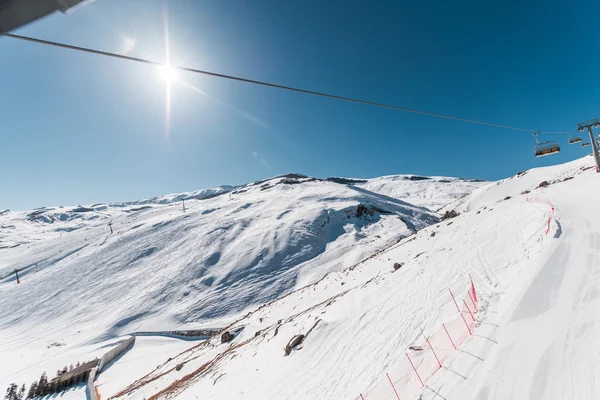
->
[568,132,582,144]
[534,132,560,157]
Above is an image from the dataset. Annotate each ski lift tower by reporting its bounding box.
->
[577,118,600,172]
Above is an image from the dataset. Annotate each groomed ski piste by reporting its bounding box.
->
[1,156,598,399]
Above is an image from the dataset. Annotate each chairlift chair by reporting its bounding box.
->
[533,132,560,157]
[582,142,591,147]
[568,132,583,144]
[578,127,585,132]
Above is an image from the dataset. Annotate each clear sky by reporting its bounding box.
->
[1,0,599,210]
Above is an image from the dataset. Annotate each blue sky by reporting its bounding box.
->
[1,0,599,209]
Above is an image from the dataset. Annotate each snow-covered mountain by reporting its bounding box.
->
[86,156,597,400]
[0,172,483,392]
[9,159,596,400]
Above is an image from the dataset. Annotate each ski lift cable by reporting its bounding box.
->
[2,32,561,135]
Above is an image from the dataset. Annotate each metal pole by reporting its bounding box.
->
[587,127,600,173]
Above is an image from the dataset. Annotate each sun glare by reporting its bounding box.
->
[158,65,177,82]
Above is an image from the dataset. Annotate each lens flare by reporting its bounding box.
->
[158,65,177,82]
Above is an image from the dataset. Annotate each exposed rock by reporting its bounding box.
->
[221,331,234,343]
[284,334,306,356]
[393,262,404,271]
[356,204,368,217]
[537,181,549,188]
[325,177,368,185]
[442,210,459,220]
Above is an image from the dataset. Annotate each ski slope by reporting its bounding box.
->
[99,158,600,400]
[1,172,463,392]
[3,158,597,400]
[426,156,600,399]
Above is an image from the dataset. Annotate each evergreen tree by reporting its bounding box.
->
[26,382,36,399]
[17,385,25,400]
[36,372,47,396]
[4,383,17,400]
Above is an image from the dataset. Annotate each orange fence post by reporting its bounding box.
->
[448,288,461,312]
[463,299,475,321]
[461,313,472,335]
[468,290,478,312]
[386,373,401,400]
[426,337,442,369]
[443,323,456,349]
[469,273,477,302]
[406,353,424,387]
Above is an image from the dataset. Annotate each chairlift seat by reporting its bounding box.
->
[568,136,583,144]
[534,142,560,157]
[582,142,591,147]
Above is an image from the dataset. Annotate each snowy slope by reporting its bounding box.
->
[105,188,551,400]
[450,155,594,212]
[6,158,593,400]
[0,174,440,391]
[355,175,487,211]
[424,155,600,400]
[97,157,598,400]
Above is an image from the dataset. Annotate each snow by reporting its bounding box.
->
[41,384,87,400]
[103,169,561,399]
[356,175,487,211]
[425,157,600,399]
[95,336,195,399]
[0,173,451,393]
[3,158,598,400]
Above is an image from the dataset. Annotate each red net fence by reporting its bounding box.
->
[525,196,555,235]
[359,279,478,400]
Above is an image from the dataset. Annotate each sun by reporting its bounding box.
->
[158,65,177,82]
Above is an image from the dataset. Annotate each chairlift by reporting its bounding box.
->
[578,127,585,132]
[568,132,583,144]
[582,142,591,147]
[534,132,560,157]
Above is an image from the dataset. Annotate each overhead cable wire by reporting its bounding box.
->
[3,32,551,134]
